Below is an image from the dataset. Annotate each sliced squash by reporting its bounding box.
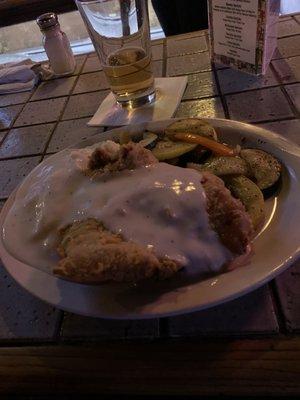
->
[165,118,218,141]
[240,149,282,190]
[151,139,197,161]
[139,132,158,149]
[188,156,250,176]
[173,133,235,156]
[224,175,265,230]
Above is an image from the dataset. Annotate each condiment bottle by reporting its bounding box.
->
[37,12,76,76]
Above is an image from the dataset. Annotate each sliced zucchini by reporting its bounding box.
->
[151,139,197,161]
[139,132,158,149]
[166,157,180,165]
[177,147,212,167]
[165,118,218,141]
[240,148,282,190]
[119,131,141,145]
[224,175,265,230]
[185,146,212,164]
[119,131,131,145]
[187,156,250,177]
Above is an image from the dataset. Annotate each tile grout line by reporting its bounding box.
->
[66,87,110,97]
[0,84,38,147]
[40,56,88,160]
[169,67,214,78]
[166,49,209,59]
[212,64,230,119]
[292,15,300,26]
[1,114,295,154]
[215,83,284,97]
[53,311,65,341]
[252,116,297,125]
[2,82,292,111]
[270,63,300,119]
[277,32,300,40]
[0,153,45,162]
[269,281,288,334]
[181,83,288,102]
[272,54,300,62]
[272,52,300,61]
[158,317,169,338]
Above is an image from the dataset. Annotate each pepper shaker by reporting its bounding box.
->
[37,12,76,76]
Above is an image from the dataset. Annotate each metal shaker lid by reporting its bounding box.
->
[36,12,59,30]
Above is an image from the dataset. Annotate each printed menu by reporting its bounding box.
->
[208,0,280,75]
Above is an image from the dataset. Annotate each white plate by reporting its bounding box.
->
[1,118,300,319]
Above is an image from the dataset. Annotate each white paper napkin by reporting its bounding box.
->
[88,77,188,126]
[0,59,54,94]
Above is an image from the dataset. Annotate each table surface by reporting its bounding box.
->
[0,14,300,397]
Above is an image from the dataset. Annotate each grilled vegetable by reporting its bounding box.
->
[178,147,212,167]
[139,132,158,149]
[166,157,180,165]
[151,139,197,161]
[173,133,235,156]
[261,175,282,199]
[187,156,250,177]
[119,131,131,145]
[165,118,218,140]
[224,175,265,230]
[240,149,282,190]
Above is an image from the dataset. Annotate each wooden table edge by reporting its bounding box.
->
[1,336,300,395]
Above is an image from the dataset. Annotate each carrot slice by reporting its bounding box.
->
[174,133,235,156]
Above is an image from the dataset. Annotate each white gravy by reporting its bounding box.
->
[2,145,232,274]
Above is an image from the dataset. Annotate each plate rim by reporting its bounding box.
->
[1,117,300,319]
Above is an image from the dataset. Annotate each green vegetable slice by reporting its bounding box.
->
[139,132,158,149]
[224,175,265,230]
[152,139,197,161]
[165,118,218,141]
[187,156,250,176]
[240,149,282,190]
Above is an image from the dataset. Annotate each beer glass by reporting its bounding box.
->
[76,0,155,107]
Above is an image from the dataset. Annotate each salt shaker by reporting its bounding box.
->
[37,12,76,76]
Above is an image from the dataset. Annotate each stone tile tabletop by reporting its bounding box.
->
[285,83,300,112]
[0,16,299,369]
[226,87,294,123]
[0,261,61,340]
[167,35,208,57]
[0,123,54,158]
[183,71,218,100]
[31,77,77,101]
[167,52,211,76]
[273,35,300,59]
[217,67,278,94]
[259,119,300,145]
[47,118,103,153]
[73,54,87,75]
[61,314,159,340]
[82,55,102,74]
[0,91,31,108]
[272,56,300,84]
[0,104,23,130]
[14,97,67,127]
[277,19,300,38]
[62,90,110,121]
[176,97,225,119]
[151,44,163,61]
[152,60,163,78]
[0,156,40,198]
[73,71,110,94]
[168,286,278,337]
[275,259,300,332]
